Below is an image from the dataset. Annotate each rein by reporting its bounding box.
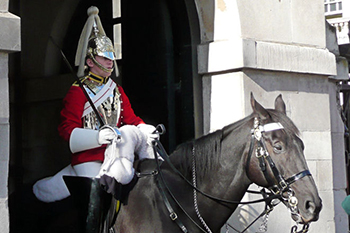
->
[151,118,312,233]
[152,138,279,206]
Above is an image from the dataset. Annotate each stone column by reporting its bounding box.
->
[0,1,21,232]
[195,0,345,232]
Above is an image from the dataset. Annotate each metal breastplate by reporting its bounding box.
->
[83,78,121,130]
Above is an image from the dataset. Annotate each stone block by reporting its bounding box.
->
[290,93,330,132]
[0,124,9,161]
[302,132,332,160]
[290,0,325,47]
[210,72,245,131]
[0,161,8,198]
[326,21,340,56]
[256,41,336,76]
[236,0,325,47]
[202,75,211,134]
[0,79,9,120]
[0,12,20,53]
[333,56,349,81]
[331,132,347,190]
[199,39,336,76]
[245,69,330,94]
[237,0,293,43]
[316,160,334,191]
[213,0,241,41]
[195,0,214,42]
[0,198,9,233]
[328,83,345,134]
[197,38,244,74]
[0,52,8,78]
[316,191,335,232]
[0,1,8,12]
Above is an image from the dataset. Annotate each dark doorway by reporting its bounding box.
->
[9,0,199,231]
[120,0,196,152]
[63,0,196,153]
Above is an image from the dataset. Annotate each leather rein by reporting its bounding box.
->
[149,119,312,233]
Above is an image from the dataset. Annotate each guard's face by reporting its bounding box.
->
[87,55,114,78]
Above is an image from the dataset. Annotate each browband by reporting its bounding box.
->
[260,122,284,132]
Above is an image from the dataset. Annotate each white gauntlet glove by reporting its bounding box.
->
[98,125,121,144]
[137,124,160,145]
[69,126,121,154]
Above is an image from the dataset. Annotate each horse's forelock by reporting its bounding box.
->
[267,109,300,137]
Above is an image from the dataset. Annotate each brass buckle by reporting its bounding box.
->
[170,212,178,221]
[279,180,288,191]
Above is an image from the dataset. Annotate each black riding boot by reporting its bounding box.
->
[63,176,112,233]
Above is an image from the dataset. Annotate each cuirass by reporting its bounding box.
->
[82,77,121,130]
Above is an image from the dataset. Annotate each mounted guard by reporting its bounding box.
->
[32,6,160,232]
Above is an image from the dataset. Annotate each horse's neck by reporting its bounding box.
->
[188,124,252,231]
[198,121,252,186]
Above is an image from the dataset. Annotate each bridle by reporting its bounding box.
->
[149,119,313,233]
[245,117,312,232]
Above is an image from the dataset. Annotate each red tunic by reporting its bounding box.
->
[58,78,144,165]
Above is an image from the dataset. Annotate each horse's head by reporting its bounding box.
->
[246,93,322,224]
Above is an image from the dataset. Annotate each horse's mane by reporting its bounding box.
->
[168,108,300,182]
[169,116,253,181]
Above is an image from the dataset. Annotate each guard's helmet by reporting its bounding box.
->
[87,35,116,61]
[75,6,119,77]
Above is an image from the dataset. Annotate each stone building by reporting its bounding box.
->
[0,0,348,232]
[0,1,20,232]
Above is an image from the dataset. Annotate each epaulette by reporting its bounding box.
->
[72,76,88,87]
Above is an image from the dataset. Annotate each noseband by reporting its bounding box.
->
[246,117,312,226]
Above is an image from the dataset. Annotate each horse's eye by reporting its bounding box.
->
[273,142,283,153]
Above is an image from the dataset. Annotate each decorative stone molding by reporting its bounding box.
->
[198,39,337,76]
[0,12,21,53]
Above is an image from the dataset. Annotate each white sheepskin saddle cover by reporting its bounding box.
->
[98,125,156,184]
[33,125,155,202]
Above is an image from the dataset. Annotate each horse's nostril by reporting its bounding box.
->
[305,201,316,213]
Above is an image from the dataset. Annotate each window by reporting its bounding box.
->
[325,0,342,16]
[113,0,122,60]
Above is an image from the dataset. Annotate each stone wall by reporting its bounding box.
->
[0,0,20,232]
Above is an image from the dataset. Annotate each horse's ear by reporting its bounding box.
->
[250,92,269,119]
[274,94,286,115]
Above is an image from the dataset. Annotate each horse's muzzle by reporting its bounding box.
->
[297,198,322,223]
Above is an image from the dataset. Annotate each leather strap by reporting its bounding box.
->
[153,144,189,233]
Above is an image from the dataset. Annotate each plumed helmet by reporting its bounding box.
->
[75,6,119,77]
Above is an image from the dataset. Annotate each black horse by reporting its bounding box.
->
[112,94,322,233]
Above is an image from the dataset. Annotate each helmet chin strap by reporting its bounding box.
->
[91,55,114,73]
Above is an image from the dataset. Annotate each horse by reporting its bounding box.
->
[111,93,322,233]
